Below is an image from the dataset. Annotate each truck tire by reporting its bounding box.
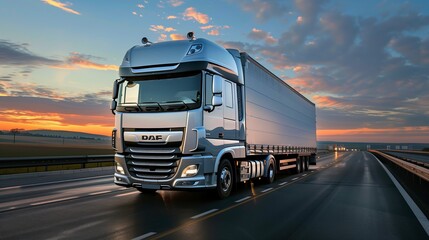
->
[264,158,276,184]
[295,157,302,173]
[216,159,233,199]
[304,157,309,171]
[137,188,157,194]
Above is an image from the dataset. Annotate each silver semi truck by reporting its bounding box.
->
[111,33,316,198]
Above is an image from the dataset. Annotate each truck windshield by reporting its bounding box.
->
[117,72,202,112]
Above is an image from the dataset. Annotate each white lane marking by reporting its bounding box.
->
[311,171,314,173]
[115,191,139,197]
[279,181,288,186]
[88,190,112,196]
[302,174,307,176]
[132,232,157,240]
[190,209,219,219]
[261,187,273,193]
[371,153,429,236]
[292,177,299,181]
[46,220,105,240]
[0,186,20,191]
[235,196,251,203]
[0,175,111,191]
[30,196,78,206]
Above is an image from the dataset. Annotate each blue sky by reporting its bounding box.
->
[0,0,428,143]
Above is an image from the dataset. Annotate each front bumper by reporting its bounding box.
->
[114,154,217,190]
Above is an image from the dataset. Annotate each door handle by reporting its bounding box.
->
[219,133,224,139]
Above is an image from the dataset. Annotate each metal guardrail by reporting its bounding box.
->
[380,150,429,169]
[370,150,429,181]
[0,155,114,175]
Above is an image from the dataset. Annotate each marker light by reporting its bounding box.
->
[187,44,203,55]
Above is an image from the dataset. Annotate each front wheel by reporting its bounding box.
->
[264,158,276,184]
[216,159,233,199]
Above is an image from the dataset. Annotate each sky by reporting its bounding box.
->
[0,0,428,143]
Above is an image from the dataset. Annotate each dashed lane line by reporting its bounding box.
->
[115,191,139,197]
[30,196,78,206]
[190,209,219,220]
[261,187,273,193]
[132,232,157,240]
[235,196,251,203]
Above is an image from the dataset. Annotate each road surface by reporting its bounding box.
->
[0,152,427,239]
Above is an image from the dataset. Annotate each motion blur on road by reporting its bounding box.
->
[1,151,428,240]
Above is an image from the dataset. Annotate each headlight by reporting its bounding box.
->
[115,162,125,174]
[181,164,199,177]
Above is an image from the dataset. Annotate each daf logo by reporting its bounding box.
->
[142,135,163,141]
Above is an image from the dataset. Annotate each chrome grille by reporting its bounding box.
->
[125,146,181,180]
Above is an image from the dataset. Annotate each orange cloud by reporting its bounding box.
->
[208,29,219,36]
[150,25,176,32]
[158,34,167,41]
[167,15,177,19]
[170,34,186,40]
[249,28,278,45]
[312,95,352,109]
[317,126,429,143]
[200,25,214,30]
[183,7,209,24]
[169,0,184,7]
[0,109,112,136]
[42,0,80,15]
[54,52,118,71]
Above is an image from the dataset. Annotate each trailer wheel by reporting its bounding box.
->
[216,159,233,199]
[264,158,276,184]
[295,157,302,173]
[137,188,157,194]
[304,157,309,171]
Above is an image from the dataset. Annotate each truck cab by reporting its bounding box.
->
[111,34,245,198]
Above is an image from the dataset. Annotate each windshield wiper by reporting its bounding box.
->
[122,104,142,112]
[139,102,163,112]
[163,101,190,111]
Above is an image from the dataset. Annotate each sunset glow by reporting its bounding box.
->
[1,0,428,143]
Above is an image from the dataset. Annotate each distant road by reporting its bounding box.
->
[0,152,428,239]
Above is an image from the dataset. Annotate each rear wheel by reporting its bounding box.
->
[295,157,302,173]
[304,157,309,171]
[216,159,233,199]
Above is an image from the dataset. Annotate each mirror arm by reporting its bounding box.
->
[203,105,214,112]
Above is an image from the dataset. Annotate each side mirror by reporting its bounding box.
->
[213,75,222,94]
[110,99,117,115]
[212,95,222,106]
[112,79,120,99]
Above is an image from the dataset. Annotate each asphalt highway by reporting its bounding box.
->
[0,152,428,240]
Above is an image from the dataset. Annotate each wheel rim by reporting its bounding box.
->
[220,166,231,192]
[269,165,274,180]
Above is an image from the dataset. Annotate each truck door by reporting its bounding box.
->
[204,74,224,140]
[223,79,237,139]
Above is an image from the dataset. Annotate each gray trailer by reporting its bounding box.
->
[111,33,316,198]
